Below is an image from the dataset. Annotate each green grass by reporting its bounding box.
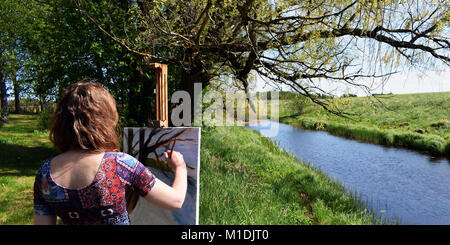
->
[1,114,385,225]
[0,114,58,224]
[199,126,387,225]
[275,92,450,157]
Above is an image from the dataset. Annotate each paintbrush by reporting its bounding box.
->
[169,138,177,158]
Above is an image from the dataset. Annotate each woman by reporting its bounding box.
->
[33,82,187,225]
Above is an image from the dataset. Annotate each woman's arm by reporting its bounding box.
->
[34,214,57,225]
[142,150,187,210]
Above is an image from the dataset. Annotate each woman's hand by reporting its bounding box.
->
[144,150,188,210]
[163,150,186,170]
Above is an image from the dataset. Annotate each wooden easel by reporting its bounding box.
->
[126,63,169,213]
[149,63,168,128]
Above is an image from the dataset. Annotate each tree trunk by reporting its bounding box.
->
[12,75,20,113]
[127,61,144,125]
[0,70,8,123]
[180,66,210,126]
[39,96,44,113]
[124,58,155,126]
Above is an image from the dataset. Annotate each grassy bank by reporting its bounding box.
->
[276,92,450,157]
[1,114,383,224]
[199,126,385,224]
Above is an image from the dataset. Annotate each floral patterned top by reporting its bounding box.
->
[33,152,156,225]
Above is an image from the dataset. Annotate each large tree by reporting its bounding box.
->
[74,0,449,119]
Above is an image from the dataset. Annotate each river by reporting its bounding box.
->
[247,120,450,225]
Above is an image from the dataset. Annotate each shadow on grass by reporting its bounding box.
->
[0,141,58,177]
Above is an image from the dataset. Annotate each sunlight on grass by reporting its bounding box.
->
[0,114,57,225]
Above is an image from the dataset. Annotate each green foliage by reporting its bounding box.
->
[118,115,140,128]
[0,0,171,126]
[37,110,53,130]
[281,94,310,117]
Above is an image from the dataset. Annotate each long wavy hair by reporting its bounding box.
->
[50,82,119,153]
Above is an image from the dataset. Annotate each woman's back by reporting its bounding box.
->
[50,151,105,189]
[34,152,156,225]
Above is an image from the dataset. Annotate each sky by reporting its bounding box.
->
[254,69,450,97]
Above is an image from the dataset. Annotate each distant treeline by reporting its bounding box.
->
[7,99,54,114]
[372,92,394,96]
[341,93,358,98]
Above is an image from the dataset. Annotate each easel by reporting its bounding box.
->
[149,63,169,128]
[126,63,169,213]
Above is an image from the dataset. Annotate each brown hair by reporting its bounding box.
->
[50,82,119,153]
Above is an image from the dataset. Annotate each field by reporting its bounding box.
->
[0,114,384,225]
[275,92,450,157]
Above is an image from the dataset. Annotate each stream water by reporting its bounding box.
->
[247,120,450,225]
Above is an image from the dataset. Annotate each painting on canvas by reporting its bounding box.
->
[123,127,200,225]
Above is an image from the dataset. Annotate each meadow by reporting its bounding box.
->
[0,114,384,225]
[275,92,450,157]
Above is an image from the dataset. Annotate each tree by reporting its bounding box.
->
[75,0,449,119]
[0,0,17,122]
[0,0,46,117]
[0,69,7,122]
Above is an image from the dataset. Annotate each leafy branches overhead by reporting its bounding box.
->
[73,1,449,115]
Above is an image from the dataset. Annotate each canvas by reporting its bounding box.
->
[123,127,201,225]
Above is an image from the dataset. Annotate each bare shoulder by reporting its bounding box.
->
[49,151,107,189]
